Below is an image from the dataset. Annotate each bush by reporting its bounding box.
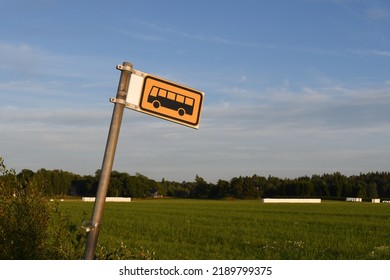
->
[0,157,152,260]
[0,157,50,259]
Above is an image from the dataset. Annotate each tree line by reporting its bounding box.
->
[10,168,390,200]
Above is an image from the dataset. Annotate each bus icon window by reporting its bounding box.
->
[147,86,194,116]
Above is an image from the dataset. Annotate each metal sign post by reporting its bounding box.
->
[83,62,133,260]
[83,61,204,259]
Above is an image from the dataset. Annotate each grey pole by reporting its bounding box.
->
[84,62,133,260]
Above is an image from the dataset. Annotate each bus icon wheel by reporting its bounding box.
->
[178,108,186,116]
[152,100,161,109]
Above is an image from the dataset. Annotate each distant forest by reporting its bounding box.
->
[10,168,390,200]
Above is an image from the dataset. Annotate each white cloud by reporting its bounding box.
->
[0,106,112,174]
[348,48,390,57]
[366,8,390,20]
[2,79,390,182]
[0,79,62,95]
[371,50,390,57]
[0,41,117,81]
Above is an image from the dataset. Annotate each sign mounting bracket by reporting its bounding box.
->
[109,97,130,107]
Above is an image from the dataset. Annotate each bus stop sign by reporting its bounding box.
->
[123,69,204,129]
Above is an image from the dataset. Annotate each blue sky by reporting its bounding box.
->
[1,0,390,182]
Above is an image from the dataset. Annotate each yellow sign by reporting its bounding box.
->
[139,75,204,128]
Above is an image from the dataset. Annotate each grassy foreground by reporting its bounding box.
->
[60,199,390,259]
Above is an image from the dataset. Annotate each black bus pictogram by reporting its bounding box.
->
[147,86,194,116]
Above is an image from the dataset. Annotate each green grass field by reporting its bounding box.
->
[60,199,390,260]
